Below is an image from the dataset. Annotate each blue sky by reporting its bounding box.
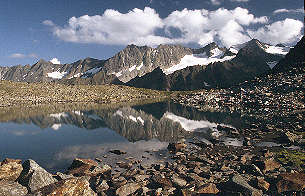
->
[0,0,303,66]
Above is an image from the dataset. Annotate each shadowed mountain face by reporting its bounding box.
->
[273,36,304,72]
[0,39,288,90]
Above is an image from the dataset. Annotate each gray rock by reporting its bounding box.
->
[115,182,140,196]
[171,174,187,187]
[0,180,28,196]
[224,175,262,196]
[96,180,109,193]
[18,159,57,193]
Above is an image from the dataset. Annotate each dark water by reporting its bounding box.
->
[0,101,244,172]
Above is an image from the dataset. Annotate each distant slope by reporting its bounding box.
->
[273,36,304,72]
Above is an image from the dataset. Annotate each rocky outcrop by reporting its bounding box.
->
[0,58,104,83]
[17,159,57,192]
[274,36,304,72]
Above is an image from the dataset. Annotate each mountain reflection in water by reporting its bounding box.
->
[0,101,244,172]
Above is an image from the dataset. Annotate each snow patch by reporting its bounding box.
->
[69,73,83,79]
[113,110,123,117]
[129,115,137,122]
[51,124,62,130]
[164,112,217,132]
[129,65,137,72]
[47,71,67,79]
[50,113,68,120]
[264,45,289,55]
[136,62,144,70]
[137,117,145,125]
[210,48,223,58]
[229,48,239,54]
[82,67,102,78]
[267,61,278,69]
[163,53,235,75]
[112,71,122,77]
[73,111,82,116]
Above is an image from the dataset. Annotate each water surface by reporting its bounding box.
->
[0,101,244,172]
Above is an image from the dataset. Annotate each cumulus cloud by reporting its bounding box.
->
[50,58,61,64]
[9,53,38,59]
[43,7,301,48]
[247,18,304,45]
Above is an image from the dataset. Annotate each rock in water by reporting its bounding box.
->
[115,182,140,196]
[0,158,23,181]
[31,176,97,196]
[0,180,28,196]
[17,159,57,193]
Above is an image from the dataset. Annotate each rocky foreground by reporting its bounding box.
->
[0,81,169,107]
[0,138,304,196]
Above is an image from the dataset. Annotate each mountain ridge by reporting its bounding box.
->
[0,38,292,90]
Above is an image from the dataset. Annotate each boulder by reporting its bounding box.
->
[115,182,140,196]
[171,174,187,188]
[0,180,28,196]
[256,177,270,192]
[196,183,219,194]
[254,158,281,173]
[109,150,127,155]
[17,159,57,193]
[67,158,111,177]
[152,175,173,188]
[0,158,23,181]
[221,174,262,196]
[31,176,97,196]
[276,173,305,193]
[167,140,187,152]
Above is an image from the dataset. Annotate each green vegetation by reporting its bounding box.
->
[275,149,305,170]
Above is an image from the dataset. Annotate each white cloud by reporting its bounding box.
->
[50,58,61,64]
[9,53,38,59]
[210,0,221,5]
[273,8,304,14]
[247,18,304,45]
[45,7,167,46]
[9,53,26,58]
[44,7,300,48]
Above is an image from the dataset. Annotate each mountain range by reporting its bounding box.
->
[1,37,298,90]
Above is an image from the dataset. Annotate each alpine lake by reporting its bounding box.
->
[0,101,287,173]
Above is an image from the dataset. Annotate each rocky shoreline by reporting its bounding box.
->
[0,80,170,107]
[1,137,304,196]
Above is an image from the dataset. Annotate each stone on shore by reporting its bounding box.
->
[67,158,111,177]
[0,158,23,181]
[115,182,140,196]
[17,159,57,193]
[0,180,28,196]
[276,172,305,193]
[31,176,97,196]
